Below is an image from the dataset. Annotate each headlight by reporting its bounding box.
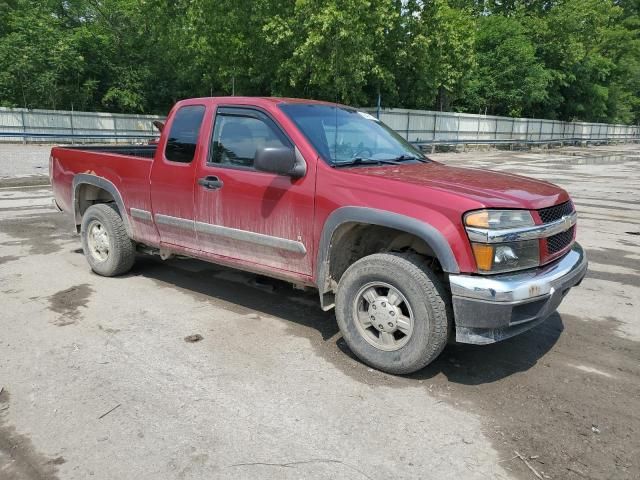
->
[465,209,535,229]
[465,209,539,274]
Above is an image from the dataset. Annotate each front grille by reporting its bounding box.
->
[546,226,575,254]
[538,201,574,224]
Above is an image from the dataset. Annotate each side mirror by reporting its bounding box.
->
[153,120,165,132]
[254,146,306,178]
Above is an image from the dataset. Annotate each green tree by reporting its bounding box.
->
[0,1,85,109]
[463,14,550,116]
[387,0,476,110]
[265,0,395,105]
[0,0,638,123]
[531,0,629,121]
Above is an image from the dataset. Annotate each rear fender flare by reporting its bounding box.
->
[72,174,132,236]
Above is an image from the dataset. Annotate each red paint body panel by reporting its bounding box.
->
[149,100,210,250]
[50,147,156,244]
[51,96,574,285]
[346,162,569,210]
[193,99,317,275]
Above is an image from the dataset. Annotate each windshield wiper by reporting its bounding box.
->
[390,154,428,163]
[332,153,429,168]
[332,157,402,167]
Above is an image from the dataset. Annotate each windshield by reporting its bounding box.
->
[279,104,426,165]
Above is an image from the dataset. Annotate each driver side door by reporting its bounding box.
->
[194,106,316,277]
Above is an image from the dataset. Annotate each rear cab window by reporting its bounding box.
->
[164,105,206,163]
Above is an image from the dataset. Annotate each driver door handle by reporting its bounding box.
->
[198,176,224,190]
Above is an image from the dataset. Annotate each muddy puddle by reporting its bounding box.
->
[0,389,64,480]
[540,154,637,169]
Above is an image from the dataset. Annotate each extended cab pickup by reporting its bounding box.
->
[51,97,588,374]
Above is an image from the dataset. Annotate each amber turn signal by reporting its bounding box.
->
[471,243,494,271]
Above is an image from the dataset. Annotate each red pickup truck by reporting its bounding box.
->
[51,97,588,374]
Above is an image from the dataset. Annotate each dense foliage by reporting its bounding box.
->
[0,0,638,123]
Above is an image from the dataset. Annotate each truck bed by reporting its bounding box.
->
[50,144,155,218]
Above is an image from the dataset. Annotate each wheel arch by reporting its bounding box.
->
[72,174,131,236]
[316,207,460,310]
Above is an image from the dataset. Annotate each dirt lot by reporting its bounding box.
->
[1,144,639,479]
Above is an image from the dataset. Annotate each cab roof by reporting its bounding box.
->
[183,96,350,108]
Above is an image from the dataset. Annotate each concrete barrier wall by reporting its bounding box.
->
[0,107,163,143]
[362,108,640,144]
[1,105,638,145]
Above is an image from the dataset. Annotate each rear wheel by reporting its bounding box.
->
[81,203,135,276]
[335,252,451,374]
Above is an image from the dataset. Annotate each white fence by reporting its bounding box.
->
[0,107,163,143]
[1,105,638,145]
[363,108,640,145]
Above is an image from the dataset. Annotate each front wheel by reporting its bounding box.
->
[335,252,451,374]
[81,203,135,276]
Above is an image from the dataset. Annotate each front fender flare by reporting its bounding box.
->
[316,206,460,309]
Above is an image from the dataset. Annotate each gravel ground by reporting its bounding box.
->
[0,143,638,480]
[0,144,52,184]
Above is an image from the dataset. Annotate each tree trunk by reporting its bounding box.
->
[438,86,449,112]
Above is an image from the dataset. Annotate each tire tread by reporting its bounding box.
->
[81,203,135,276]
[335,252,451,374]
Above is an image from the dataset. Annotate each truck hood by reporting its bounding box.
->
[348,161,569,210]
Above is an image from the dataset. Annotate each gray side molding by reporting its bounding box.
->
[316,206,460,300]
[130,208,153,222]
[195,221,307,255]
[72,174,132,236]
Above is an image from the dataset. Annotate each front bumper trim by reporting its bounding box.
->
[450,242,587,303]
[449,242,588,344]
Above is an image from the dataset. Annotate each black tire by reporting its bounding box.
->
[335,252,451,374]
[81,203,135,276]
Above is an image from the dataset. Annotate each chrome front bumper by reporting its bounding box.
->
[449,242,588,344]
